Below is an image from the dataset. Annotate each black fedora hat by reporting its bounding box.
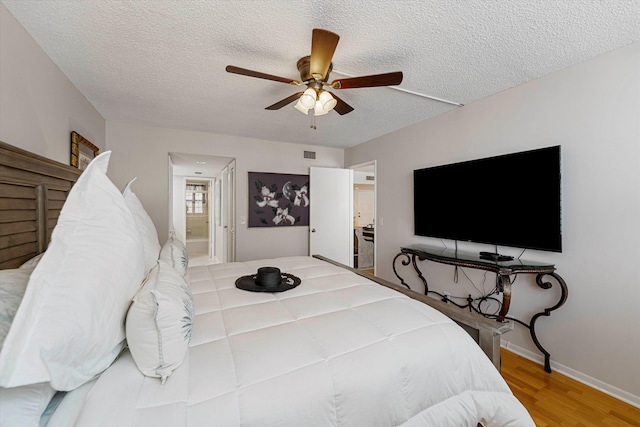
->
[235,266,301,293]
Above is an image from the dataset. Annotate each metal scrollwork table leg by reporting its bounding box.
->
[393,248,568,373]
[529,272,568,372]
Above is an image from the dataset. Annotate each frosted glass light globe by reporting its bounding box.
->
[319,90,337,112]
[300,88,317,109]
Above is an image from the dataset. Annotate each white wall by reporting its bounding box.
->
[171,174,187,242]
[105,121,344,261]
[345,42,640,402]
[0,3,105,160]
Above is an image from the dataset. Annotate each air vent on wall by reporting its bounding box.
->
[304,151,316,159]
[366,175,374,181]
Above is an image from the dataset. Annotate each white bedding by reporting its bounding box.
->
[51,256,533,427]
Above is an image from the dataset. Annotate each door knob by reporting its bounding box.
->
[311,228,316,233]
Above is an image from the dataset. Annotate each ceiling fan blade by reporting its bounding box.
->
[310,29,340,81]
[331,71,403,89]
[331,93,354,115]
[226,65,300,85]
[265,92,303,110]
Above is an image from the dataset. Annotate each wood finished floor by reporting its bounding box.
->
[501,349,640,427]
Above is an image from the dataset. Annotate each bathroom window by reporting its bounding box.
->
[186,184,207,214]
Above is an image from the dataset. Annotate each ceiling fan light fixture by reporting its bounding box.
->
[294,99,309,115]
[319,90,337,112]
[300,88,317,109]
[226,29,405,121]
[314,100,329,116]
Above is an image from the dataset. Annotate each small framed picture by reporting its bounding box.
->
[70,131,99,170]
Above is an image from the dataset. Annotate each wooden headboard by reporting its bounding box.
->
[0,141,81,269]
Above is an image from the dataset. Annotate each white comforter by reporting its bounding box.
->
[52,256,534,427]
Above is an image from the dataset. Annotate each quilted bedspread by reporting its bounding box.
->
[55,256,534,427]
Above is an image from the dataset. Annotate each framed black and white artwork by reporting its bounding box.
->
[248,172,309,227]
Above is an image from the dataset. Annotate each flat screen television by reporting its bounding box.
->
[413,146,562,252]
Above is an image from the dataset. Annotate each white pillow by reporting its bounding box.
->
[0,383,56,427]
[159,234,189,276]
[126,261,193,383]
[0,269,55,426]
[123,177,161,274]
[0,268,32,349]
[0,151,146,391]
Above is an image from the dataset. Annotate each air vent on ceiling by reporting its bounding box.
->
[304,150,316,159]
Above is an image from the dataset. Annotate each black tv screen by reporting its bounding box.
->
[414,146,562,252]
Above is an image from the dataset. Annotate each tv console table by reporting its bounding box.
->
[393,244,568,373]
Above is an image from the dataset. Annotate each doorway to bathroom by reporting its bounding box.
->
[351,161,376,275]
[185,180,210,258]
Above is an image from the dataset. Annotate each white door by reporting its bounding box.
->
[227,161,236,262]
[207,179,214,259]
[309,167,353,266]
[355,189,375,227]
[220,167,228,263]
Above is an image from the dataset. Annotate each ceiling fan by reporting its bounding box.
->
[225,28,403,118]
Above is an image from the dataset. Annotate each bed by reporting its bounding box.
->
[0,141,534,427]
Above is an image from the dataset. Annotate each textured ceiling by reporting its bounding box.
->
[2,0,639,149]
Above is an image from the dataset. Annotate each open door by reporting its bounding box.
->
[218,160,236,263]
[220,166,229,263]
[227,161,236,262]
[309,167,353,266]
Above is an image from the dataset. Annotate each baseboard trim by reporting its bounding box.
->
[501,341,640,409]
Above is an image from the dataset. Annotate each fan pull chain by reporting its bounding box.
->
[310,114,317,130]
